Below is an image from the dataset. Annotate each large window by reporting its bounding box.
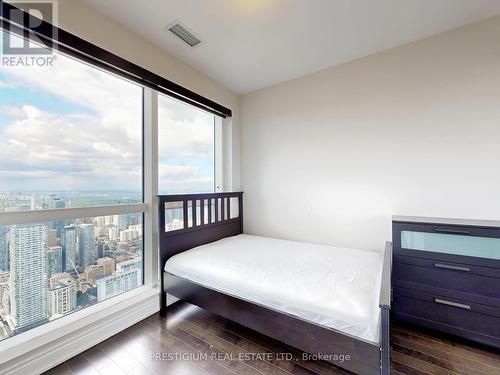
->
[0,16,228,344]
[0,30,144,341]
[158,94,219,194]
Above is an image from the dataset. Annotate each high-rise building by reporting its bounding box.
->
[129,224,142,237]
[0,271,9,313]
[115,215,128,230]
[62,225,77,272]
[96,240,105,259]
[96,269,138,302]
[119,229,137,242]
[116,258,142,286]
[95,216,106,227]
[83,265,104,282]
[96,257,115,276]
[78,224,96,268]
[8,224,48,331]
[48,273,77,318]
[30,195,38,210]
[46,246,63,278]
[0,226,8,271]
[48,195,65,209]
[53,220,68,239]
[108,226,119,240]
[47,229,58,247]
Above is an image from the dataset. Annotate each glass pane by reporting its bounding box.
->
[0,213,143,341]
[195,200,201,226]
[210,200,216,223]
[229,197,239,219]
[165,201,184,232]
[187,200,193,228]
[217,198,222,221]
[203,199,209,224]
[401,230,500,260]
[158,94,216,194]
[0,29,143,210]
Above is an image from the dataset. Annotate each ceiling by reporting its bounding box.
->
[82,0,500,94]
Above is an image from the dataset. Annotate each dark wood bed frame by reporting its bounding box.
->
[158,192,392,375]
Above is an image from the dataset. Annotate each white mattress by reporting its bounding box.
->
[165,234,384,344]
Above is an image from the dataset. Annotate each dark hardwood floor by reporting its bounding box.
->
[45,301,500,375]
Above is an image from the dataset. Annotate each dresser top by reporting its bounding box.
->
[392,215,500,228]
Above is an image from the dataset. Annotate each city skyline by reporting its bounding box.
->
[0,192,144,341]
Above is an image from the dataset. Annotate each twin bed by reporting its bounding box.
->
[159,192,392,375]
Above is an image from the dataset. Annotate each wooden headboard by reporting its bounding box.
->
[158,192,243,306]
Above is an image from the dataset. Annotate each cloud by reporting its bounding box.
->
[0,81,15,89]
[158,95,215,155]
[0,103,141,191]
[0,42,216,193]
[0,106,24,118]
[158,164,213,193]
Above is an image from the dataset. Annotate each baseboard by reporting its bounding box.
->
[0,291,160,375]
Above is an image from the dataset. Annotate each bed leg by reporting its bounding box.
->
[380,308,390,375]
[160,273,167,313]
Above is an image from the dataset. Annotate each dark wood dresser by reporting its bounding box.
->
[392,216,500,349]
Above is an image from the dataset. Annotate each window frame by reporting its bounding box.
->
[0,1,231,362]
[0,77,227,345]
[0,39,149,340]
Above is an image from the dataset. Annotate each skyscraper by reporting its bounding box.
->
[47,228,58,247]
[96,240,105,259]
[62,225,77,273]
[78,224,96,268]
[46,246,63,278]
[0,227,8,272]
[116,215,127,230]
[8,224,48,331]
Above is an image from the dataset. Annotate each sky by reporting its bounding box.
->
[0,30,215,194]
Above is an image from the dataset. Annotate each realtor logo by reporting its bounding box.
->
[1,1,57,55]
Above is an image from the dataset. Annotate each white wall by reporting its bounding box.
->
[241,16,500,252]
[58,0,241,190]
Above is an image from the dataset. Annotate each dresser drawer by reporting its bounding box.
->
[395,280,500,308]
[393,256,500,299]
[398,226,500,261]
[393,287,500,344]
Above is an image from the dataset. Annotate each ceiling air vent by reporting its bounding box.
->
[167,21,203,47]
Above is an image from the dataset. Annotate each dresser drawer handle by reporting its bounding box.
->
[434,263,470,272]
[433,227,470,235]
[435,298,471,310]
